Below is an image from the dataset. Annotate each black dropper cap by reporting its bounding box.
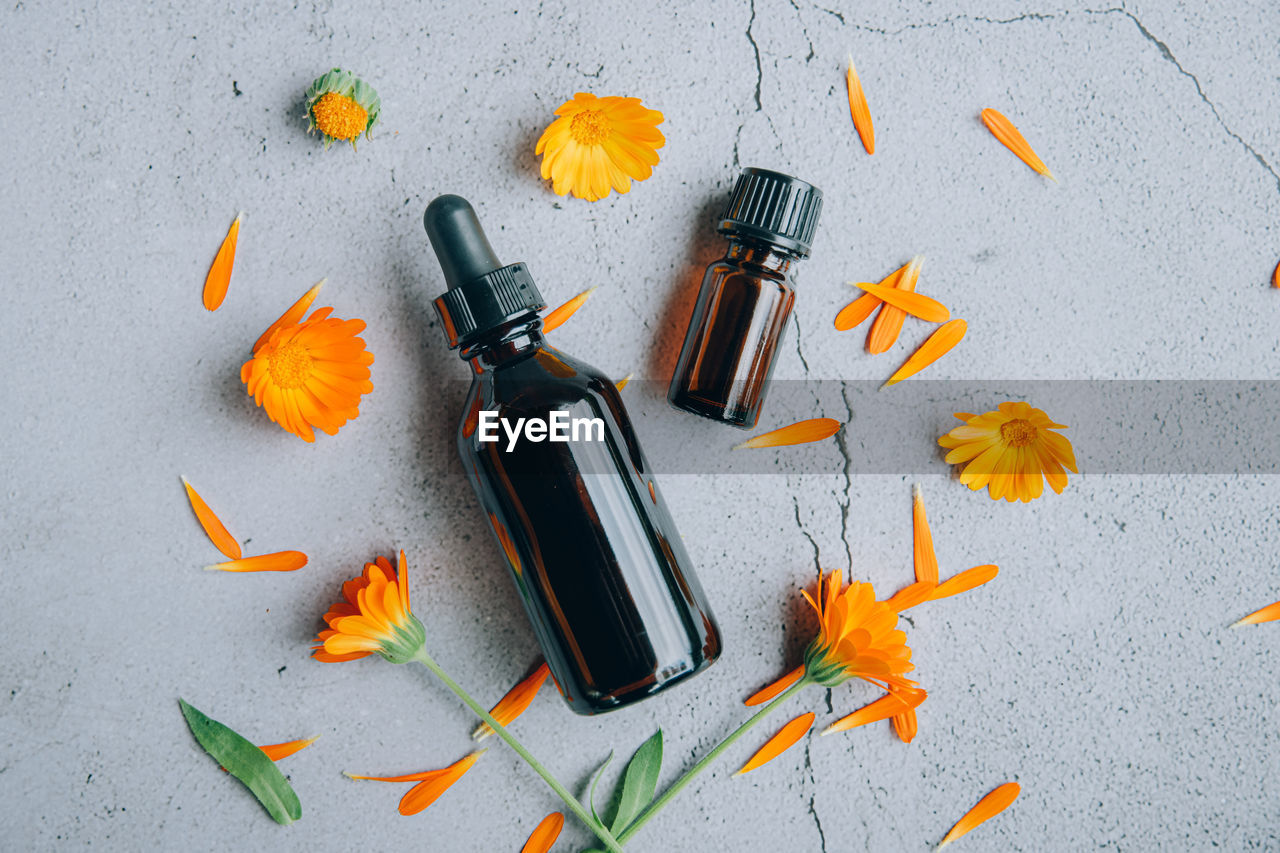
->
[717,167,823,258]
[425,194,545,349]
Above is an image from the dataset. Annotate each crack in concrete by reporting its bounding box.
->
[834,384,855,571]
[746,0,763,111]
[793,494,822,581]
[786,0,816,63]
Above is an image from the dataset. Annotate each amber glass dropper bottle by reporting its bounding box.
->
[667,168,823,429]
[424,194,721,715]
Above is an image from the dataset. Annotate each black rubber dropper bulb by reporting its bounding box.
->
[425,194,545,350]
[424,195,503,289]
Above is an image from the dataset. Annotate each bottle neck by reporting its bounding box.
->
[724,239,797,276]
[460,315,545,372]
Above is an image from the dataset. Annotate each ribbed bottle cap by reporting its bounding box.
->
[717,167,823,258]
[424,195,545,349]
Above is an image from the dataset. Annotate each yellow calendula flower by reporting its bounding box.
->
[535,93,664,201]
[938,402,1078,502]
[305,68,381,149]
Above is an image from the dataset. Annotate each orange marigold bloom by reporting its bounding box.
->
[535,93,665,202]
[312,552,425,665]
[802,570,916,692]
[241,306,373,442]
[937,402,1078,502]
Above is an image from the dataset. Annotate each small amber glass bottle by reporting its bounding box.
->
[667,168,823,429]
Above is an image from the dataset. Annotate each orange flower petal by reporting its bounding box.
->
[473,662,551,740]
[885,580,937,612]
[735,712,815,775]
[205,551,308,573]
[1232,599,1280,627]
[932,564,999,601]
[1273,260,1279,289]
[891,705,918,743]
[884,319,968,387]
[867,256,923,354]
[823,687,925,734]
[939,782,1021,848]
[744,665,805,707]
[397,752,485,815]
[202,213,241,311]
[542,287,597,333]
[855,281,950,323]
[733,418,842,449]
[981,108,1055,180]
[258,737,319,762]
[180,476,242,560]
[835,263,908,331]
[521,812,565,853]
[912,484,939,585]
[615,373,632,391]
[845,54,874,155]
[253,279,326,354]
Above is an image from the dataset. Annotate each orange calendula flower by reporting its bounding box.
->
[312,551,425,665]
[912,484,939,585]
[883,319,967,388]
[981,108,1055,180]
[535,93,665,202]
[180,476,241,560]
[205,551,307,573]
[521,812,565,853]
[347,750,485,816]
[733,417,843,449]
[240,305,374,442]
[542,287,597,333]
[802,571,918,694]
[867,255,924,354]
[202,213,241,311]
[736,712,815,775]
[305,69,381,150]
[939,781,1021,848]
[938,402,1078,502]
[472,662,551,741]
[845,54,875,155]
[1233,599,1280,627]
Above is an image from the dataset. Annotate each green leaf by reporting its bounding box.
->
[586,750,614,825]
[608,729,663,833]
[178,699,302,825]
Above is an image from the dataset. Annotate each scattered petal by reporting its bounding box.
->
[912,484,939,585]
[205,551,308,573]
[521,812,565,853]
[615,373,632,391]
[735,712,815,775]
[823,686,926,734]
[932,565,999,601]
[253,280,326,354]
[180,477,242,560]
[1273,260,1279,289]
[855,281,950,323]
[473,662,551,740]
[884,319,968,387]
[835,263,907,331]
[733,418,842,449]
[867,255,924,354]
[397,752,485,815]
[258,737,319,762]
[203,213,241,311]
[845,54,875,155]
[744,665,805,706]
[891,706,919,743]
[1232,599,1280,627]
[885,580,937,612]
[981,109,1055,180]
[543,287,598,333]
[939,782,1021,848]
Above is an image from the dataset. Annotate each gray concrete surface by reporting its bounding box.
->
[3,1,1279,850]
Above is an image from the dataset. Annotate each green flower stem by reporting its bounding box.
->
[412,648,625,853]
[616,675,813,845]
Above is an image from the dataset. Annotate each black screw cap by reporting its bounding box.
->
[717,167,823,258]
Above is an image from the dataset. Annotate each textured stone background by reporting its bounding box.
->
[3,1,1278,850]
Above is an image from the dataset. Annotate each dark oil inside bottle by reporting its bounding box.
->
[458,317,721,714]
[667,241,796,428]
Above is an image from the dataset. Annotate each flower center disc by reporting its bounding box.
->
[313,92,368,141]
[1000,418,1037,447]
[268,341,314,390]
[569,109,610,145]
